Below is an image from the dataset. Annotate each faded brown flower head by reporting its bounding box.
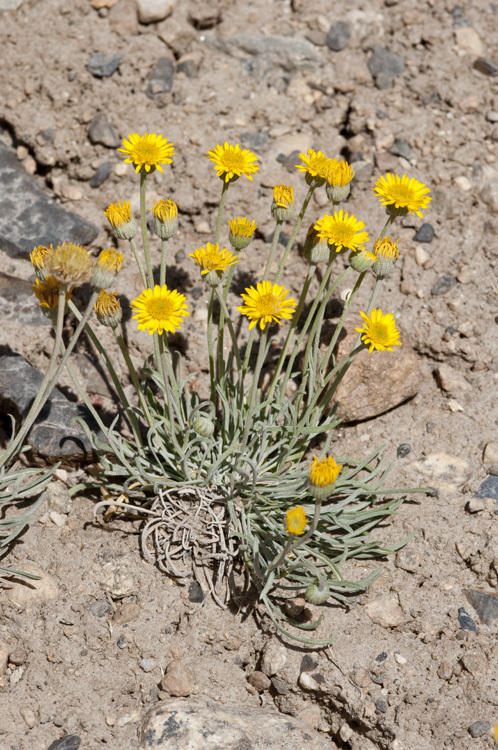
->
[45,242,93,286]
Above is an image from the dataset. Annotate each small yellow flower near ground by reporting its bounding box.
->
[189,243,240,276]
[285,506,308,535]
[118,132,174,173]
[131,285,189,335]
[314,210,369,252]
[94,290,122,329]
[45,242,93,286]
[373,173,431,218]
[238,281,297,331]
[356,308,402,353]
[207,142,259,183]
[32,276,72,311]
[309,456,343,487]
[104,200,132,228]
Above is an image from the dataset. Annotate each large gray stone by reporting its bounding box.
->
[139,696,335,749]
[0,353,97,464]
[0,271,50,326]
[0,143,98,258]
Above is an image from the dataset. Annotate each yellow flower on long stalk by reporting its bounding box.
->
[373,173,431,218]
[356,309,402,353]
[285,506,308,535]
[372,236,399,278]
[118,132,175,173]
[207,142,259,183]
[94,290,122,330]
[45,242,93,286]
[92,248,124,290]
[315,210,369,252]
[295,149,331,186]
[272,184,295,221]
[33,276,72,312]
[131,285,189,335]
[104,200,137,240]
[309,455,343,499]
[238,281,296,331]
[151,199,179,240]
[326,159,355,203]
[228,217,257,250]
[189,243,240,280]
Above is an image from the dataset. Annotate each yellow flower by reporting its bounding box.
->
[30,245,53,281]
[315,210,369,252]
[326,159,355,187]
[273,184,294,208]
[372,236,399,278]
[118,132,175,173]
[151,199,179,240]
[309,456,342,488]
[92,248,124,290]
[238,281,296,331]
[104,200,132,228]
[32,276,72,311]
[131,285,189,336]
[355,309,402,353]
[285,506,308,535]
[94,290,122,329]
[295,149,331,184]
[206,141,259,183]
[189,243,240,283]
[45,242,93,286]
[228,217,256,238]
[373,173,431,218]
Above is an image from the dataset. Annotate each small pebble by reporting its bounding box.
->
[117,636,128,649]
[473,58,498,76]
[474,474,498,501]
[437,661,453,680]
[375,699,388,714]
[89,162,112,188]
[375,651,388,662]
[431,275,457,296]
[9,648,27,666]
[159,659,195,697]
[139,658,156,672]
[326,21,350,51]
[454,175,473,191]
[465,589,498,625]
[247,670,271,692]
[458,607,477,633]
[414,223,435,243]
[85,599,112,618]
[20,707,37,729]
[113,601,140,625]
[146,56,175,99]
[397,443,411,458]
[468,720,491,738]
[46,736,81,750]
[88,113,120,148]
[394,653,406,665]
[389,137,411,160]
[415,245,430,267]
[271,676,289,695]
[86,52,123,78]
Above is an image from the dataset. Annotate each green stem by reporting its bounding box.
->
[241,328,268,449]
[158,334,183,453]
[320,269,363,375]
[207,287,216,401]
[215,288,242,374]
[140,172,154,286]
[129,237,147,288]
[214,180,230,245]
[275,185,315,284]
[160,238,168,287]
[378,212,398,241]
[263,220,283,280]
[114,332,153,430]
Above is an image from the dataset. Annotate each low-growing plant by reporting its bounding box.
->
[0,134,431,643]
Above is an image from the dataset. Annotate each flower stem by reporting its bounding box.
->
[275,185,315,284]
[140,172,154,286]
[214,180,230,245]
[215,287,242,373]
[263,220,283,280]
[241,328,268,449]
[129,237,147,288]
[114,332,154,429]
[160,238,168,286]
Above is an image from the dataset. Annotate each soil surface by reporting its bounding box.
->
[1,0,498,748]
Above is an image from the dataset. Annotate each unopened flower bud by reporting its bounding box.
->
[372,236,399,279]
[305,582,330,605]
[349,248,377,273]
[303,224,329,265]
[228,217,256,251]
[193,416,215,438]
[104,200,137,241]
[151,199,179,240]
[91,248,124,290]
[308,455,342,500]
[94,290,122,329]
[325,159,354,204]
[271,184,294,222]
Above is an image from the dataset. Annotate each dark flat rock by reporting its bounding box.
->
[465,589,498,626]
[0,143,98,258]
[146,57,175,99]
[0,271,50,326]
[0,352,98,464]
[47,737,81,750]
[86,52,123,78]
[474,474,498,501]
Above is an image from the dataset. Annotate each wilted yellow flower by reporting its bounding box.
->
[296,149,331,187]
[94,290,122,329]
[238,281,296,331]
[189,243,239,285]
[373,173,431,218]
[309,455,342,492]
[131,285,189,335]
[92,248,124,290]
[356,309,402,353]
[206,142,259,183]
[30,245,53,281]
[45,242,93,286]
[118,132,174,173]
[228,217,256,250]
[32,276,72,313]
[285,506,308,535]
[315,210,369,252]
[151,199,178,240]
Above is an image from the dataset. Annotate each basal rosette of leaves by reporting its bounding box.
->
[1,135,431,644]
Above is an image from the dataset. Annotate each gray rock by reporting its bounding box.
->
[468,721,491,738]
[137,0,174,24]
[146,57,175,98]
[247,671,271,692]
[458,607,477,633]
[474,474,498,501]
[406,452,471,494]
[89,162,112,188]
[85,599,112,618]
[431,274,457,296]
[139,696,333,750]
[414,223,435,243]
[389,137,411,160]
[465,589,498,626]
[86,52,123,78]
[188,581,204,602]
[202,34,322,69]
[0,143,98,258]
[473,58,498,76]
[47,737,81,750]
[326,21,350,52]
[240,132,269,151]
[0,271,50,326]
[88,113,120,148]
[367,46,405,88]
[0,353,97,463]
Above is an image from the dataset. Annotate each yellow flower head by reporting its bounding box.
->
[373,173,431,218]
[32,276,72,311]
[45,242,93,286]
[315,210,369,252]
[94,290,122,329]
[131,285,189,336]
[30,245,53,281]
[285,506,308,535]
[104,200,132,228]
[327,159,355,187]
[92,248,124,290]
[238,281,296,331]
[374,236,399,261]
[296,149,331,184]
[355,308,402,353]
[189,243,240,283]
[207,141,259,183]
[228,217,257,238]
[118,132,175,173]
[151,199,178,222]
[309,456,342,488]
[273,184,294,208]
